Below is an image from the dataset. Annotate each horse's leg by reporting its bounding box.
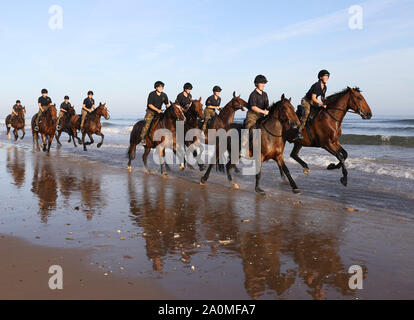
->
[200,164,214,185]
[47,135,53,153]
[21,128,25,140]
[82,132,87,151]
[7,126,11,139]
[327,144,348,170]
[143,146,151,174]
[55,131,62,146]
[226,161,239,190]
[97,132,104,148]
[128,142,138,172]
[290,143,310,175]
[13,128,18,141]
[324,142,348,187]
[255,162,266,196]
[88,133,94,146]
[42,134,47,152]
[276,154,300,193]
[159,147,168,177]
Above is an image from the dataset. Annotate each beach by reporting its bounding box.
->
[0,114,413,300]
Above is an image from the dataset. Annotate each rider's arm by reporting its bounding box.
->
[38,103,44,112]
[148,104,162,113]
[251,106,268,115]
[312,94,325,108]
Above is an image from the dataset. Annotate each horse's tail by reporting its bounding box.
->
[128,122,143,160]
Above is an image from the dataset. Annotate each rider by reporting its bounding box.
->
[11,100,23,120]
[140,81,170,145]
[202,86,222,133]
[81,91,95,132]
[176,83,193,111]
[297,69,330,139]
[241,75,269,157]
[57,96,72,130]
[35,89,52,131]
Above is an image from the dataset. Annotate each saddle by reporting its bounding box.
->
[296,105,322,127]
[147,115,163,136]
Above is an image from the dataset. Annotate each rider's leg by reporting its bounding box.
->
[80,109,88,131]
[140,110,155,144]
[57,111,64,129]
[35,109,42,130]
[297,98,311,138]
[241,110,260,158]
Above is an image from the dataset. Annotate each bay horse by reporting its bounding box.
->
[201,95,301,195]
[70,103,110,151]
[182,98,204,171]
[6,106,26,141]
[291,87,372,186]
[127,102,186,175]
[31,104,58,153]
[55,105,76,146]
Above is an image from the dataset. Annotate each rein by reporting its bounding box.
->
[325,91,360,122]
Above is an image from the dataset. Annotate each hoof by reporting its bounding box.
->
[200,178,207,185]
[340,177,347,187]
[232,183,240,190]
[128,166,132,173]
[293,188,301,194]
[199,165,206,172]
[97,143,103,148]
[255,188,266,196]
[179,164,185,171]
[162,173,168,178]
[303,168,310,176]
[327,163,337,170]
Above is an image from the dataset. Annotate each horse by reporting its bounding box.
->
[69,103,110,151]
[55,105,76,146]
[127,102,186,175]
[6,106,26,141]
[290,87,372,187]
[201,92,247,172]
[200,95,301,195]
[31,104,58,153]
[181,97,205,171]
[204,92,247,144]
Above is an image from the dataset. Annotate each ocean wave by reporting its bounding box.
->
[340,134,414,148]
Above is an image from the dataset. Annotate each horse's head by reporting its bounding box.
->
[190,97,204,117]
[97,103,110,120]
[49,104,58,122]
[231,91,247,111]
[68,105,76,117]
[169,101,186,121]
[347,87,372,120]
[270,94,300,132]
[18,106,26,118]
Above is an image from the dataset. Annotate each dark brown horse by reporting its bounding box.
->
[55,105,76,146]
[291,87,372,186]
[181,97,204,171]
[201,95,301,195]
[31,104,58,153]
[127,102,186,175]
[6,106,26,141]
[204,92,247,144]
[70,103,110,151]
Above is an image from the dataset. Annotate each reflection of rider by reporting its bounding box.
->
[35,89,52,131]
[241,75,270,158]
[176,83,193,112]
[297,70,330,140]
[57,95,72,130]
[140,81,170,145]
[81,91,95,132]
[202,86,222,133]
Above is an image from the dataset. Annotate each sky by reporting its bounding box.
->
[0,0,413,117]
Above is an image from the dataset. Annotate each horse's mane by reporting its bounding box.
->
[268,101,282,117]
[325,87,361,105]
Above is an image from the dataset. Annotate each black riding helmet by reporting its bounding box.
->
[184,83,193,90]
[16,100,21,104]
[88,91,94,96]
[254,75,268,85]
[64,96,70,100]
[318,70,330,79]
[41,89,48,94]
[154,81,165,89]
[213,86,222,93]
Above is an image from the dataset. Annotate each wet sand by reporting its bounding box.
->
[0,141,414,300]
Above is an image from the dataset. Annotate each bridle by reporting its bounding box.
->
[325,90,363,122]
[261,103,295,138]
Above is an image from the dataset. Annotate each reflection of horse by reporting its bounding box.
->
[6,147,26,188]
[127,103,186,175]
[55,105,76,146]
[6,106,26,140]
[31,104,57,153]
[70,103,110,151]
[201,95,301,194]
[291,87,372,186]
[31,155,58,223]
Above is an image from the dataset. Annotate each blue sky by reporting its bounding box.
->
[0,0,413,117]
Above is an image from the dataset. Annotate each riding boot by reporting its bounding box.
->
[140,110,155,145]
